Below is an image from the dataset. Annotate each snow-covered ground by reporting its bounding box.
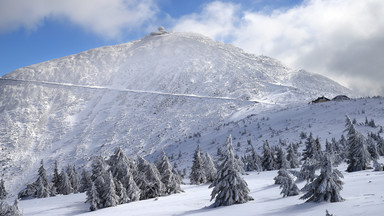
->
[19,160,384,216]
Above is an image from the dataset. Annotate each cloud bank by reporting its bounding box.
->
[0,0,157,39]
[173,0,384,96]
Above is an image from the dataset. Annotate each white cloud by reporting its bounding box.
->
[0,0,157,39]
[172,0,384,96]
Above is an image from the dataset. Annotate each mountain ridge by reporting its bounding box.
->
[0,31,354,194]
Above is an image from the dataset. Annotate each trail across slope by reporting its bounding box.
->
[0,78,258,104]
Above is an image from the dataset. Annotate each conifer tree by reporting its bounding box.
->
[209,134,253,207]
[204,152,217,182]
[125,171,141,202]
[373,159,383,171]
[135,156,164,200]
[345,115,371,172]
[243,144,262,172]
[103,172,119,208]
[0,199,22,216]
[91,156,108,205]
[115,180,130,204]
[0,179,7,200]
[86,181,100,211]
[300,154,344,202]
[262,140,276,171]
[367,136,379,160]
[66,165,79,193]
[51,160,61,195]
[291,158,320,182]
[274,168,299,197]
[275,146,289,170]
[79,169,92,193]
[189,144,207,185]
[36,160,51,198]
[286,143,300,168]
[58,169,73,195]
[157,149,183,194]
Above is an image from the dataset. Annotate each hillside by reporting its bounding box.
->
[0,31,354,195]
[18,160,384,216]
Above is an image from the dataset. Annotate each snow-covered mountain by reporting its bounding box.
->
[0,32,354,194]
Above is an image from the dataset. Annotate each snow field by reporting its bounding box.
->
[19,159,384,216]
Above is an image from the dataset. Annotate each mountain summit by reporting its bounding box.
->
[0,32,350,193]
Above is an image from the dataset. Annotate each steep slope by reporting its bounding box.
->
[0,32,352,194]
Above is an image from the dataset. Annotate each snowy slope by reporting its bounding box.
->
[19,160,384,216]
[0,31,356,195]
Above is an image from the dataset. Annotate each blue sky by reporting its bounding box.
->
[0,0,383,95]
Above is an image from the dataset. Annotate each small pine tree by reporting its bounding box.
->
[91,156,108,205]
[373,159,383,171]
[115,180,130,204]
[0,179,7,200]
[291,158,320,182]
[51,160,61,195]
[157,149,183,194]
[209,134,253,207]
[275,146,289,170]
[58,169,74,195]
[286,143,300,168]
[135,156,164,200]
[300,154,344,202]
[243,144,262,172]
[275,169,299,197]
[79,169,92,193]
[189,144,207,185]
[103,172,119,208]
[0,199,22,216]
[36,160,51,198]
[204,152,217,182]
[345,115,371,172]
[86,181,100,211]
[367,136,379,160]
[262,140,276,171]
[66,165,79,193]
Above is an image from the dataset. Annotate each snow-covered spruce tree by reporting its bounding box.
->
[35,160,51,198]
[58,169,73,195]
[300,154,344,203]
[156,149,183,194]
[302,133,323,162]
[243,144,262,172]
[115,180,130,204]
[345,115,371,172]
[0,179,7,200]
[274,169,299,197]
[262,140,276,171]
[286,143,300,168]
[102,171,119,208]
[90,156,108,206]
[72,165,80,193]
[189,144,207,185]
[373,159,384,171]
[107,147,130,183]
[79,169,92,193]
[367,136,379,160]
[107,147,141,201]
[0,199,22,216]
[51,160,61,195]
[376,134,384,156]
[86,181,100,211]
[135,156,164,200]
[18,183,37,199]
[291,158,320,182]
[275,146,289,170]
[204,152,217,182]
[209,134,253,207]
